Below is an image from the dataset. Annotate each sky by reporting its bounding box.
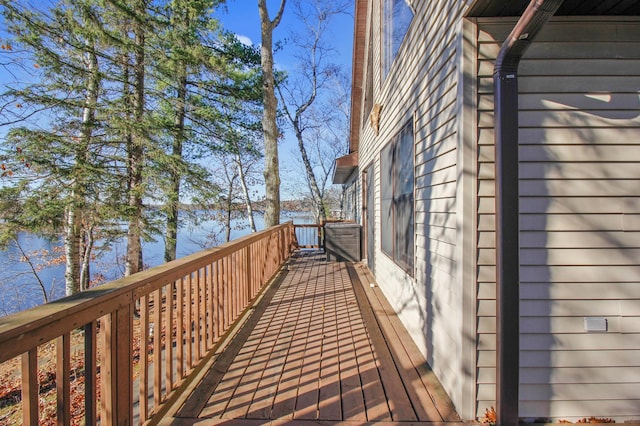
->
[215,0,354,73]
[214,0,355,199]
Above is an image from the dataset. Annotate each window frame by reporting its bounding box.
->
[381,0,414,80]
[362,15,374,129]
[380,119,414,274]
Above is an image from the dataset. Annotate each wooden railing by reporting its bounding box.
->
[293,223,324,249]
[293,220,355,249]
[0,222,296,425]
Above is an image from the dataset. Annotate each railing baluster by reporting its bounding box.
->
[260,239,265,286]
[22,348,38,425]
[248,244,253,300]
[238,251,243,317]
[84,321,97,425]
[177,277,185,381]
[198,268,205,358]
[165,282,174,394]
[218,257,224,334]
[153,288,162,409]
[232,252,238,322]
[246,246,252,302]
[140,295,149,421]
[278,230,283,266]
[221,257,227,332]
[191,272,198,363]
[228,253,234,326]
[214,259,221,341]
[100,315,112,424]
[56,332,71,426]
[206,263,214,350]
[186,273,193,371]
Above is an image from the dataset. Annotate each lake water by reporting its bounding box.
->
[0,211,313,316]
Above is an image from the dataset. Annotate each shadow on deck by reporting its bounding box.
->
[159,251,467,425]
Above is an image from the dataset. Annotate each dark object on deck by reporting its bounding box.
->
[324,223,361,262]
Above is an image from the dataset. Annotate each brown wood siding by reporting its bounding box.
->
[475,17,640,422]
[349,0,369,153]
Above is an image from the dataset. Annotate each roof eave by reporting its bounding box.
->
[332,152,359,184]
[348,0,368,154]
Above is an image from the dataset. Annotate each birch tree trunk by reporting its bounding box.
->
[293,125,326,223]
[235,152,257,233]
[80,226,94,291]
[224,175,237,242]
[65,42,100,295]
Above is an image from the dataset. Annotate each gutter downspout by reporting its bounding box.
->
[493,1,564,424]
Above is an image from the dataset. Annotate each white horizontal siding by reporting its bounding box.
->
[356,0,477,419]
[475,17,640,422]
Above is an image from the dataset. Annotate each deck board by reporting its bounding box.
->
[166,251,466,425]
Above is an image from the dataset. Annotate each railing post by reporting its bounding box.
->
[279,228,285,265]
[245,245,252,301]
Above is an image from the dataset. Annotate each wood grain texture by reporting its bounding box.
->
[169,252,461,424]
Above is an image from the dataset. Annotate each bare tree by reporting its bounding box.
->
[258,0,286,228]
[277,0,351,222]
[210,131,263,240]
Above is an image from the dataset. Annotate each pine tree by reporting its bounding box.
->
[151,0,222,262]
[150,0,263,260]
[0,0,119,295]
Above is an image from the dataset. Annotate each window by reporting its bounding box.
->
[380,120,414,273]
[362,22,374,128]
[343,178,359,222]
[382,0,414,79]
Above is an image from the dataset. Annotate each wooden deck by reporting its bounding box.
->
[160,251,467,425]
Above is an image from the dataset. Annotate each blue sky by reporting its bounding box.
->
[215,0,354,70]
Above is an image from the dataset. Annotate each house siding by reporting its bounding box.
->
[474,17,640,421]
[356,0,476,419]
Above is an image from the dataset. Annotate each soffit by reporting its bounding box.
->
[332,152,359,185]
[467,0,640,16]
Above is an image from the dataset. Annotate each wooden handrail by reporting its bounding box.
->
[0,222,296,425]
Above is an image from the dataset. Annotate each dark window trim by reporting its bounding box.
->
[381,0,415,81]
[380,119,414,275]
[362,15,374,129]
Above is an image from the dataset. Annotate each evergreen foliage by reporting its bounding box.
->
[0,0,264,295]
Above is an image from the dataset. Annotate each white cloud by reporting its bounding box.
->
[235,34,253,46]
